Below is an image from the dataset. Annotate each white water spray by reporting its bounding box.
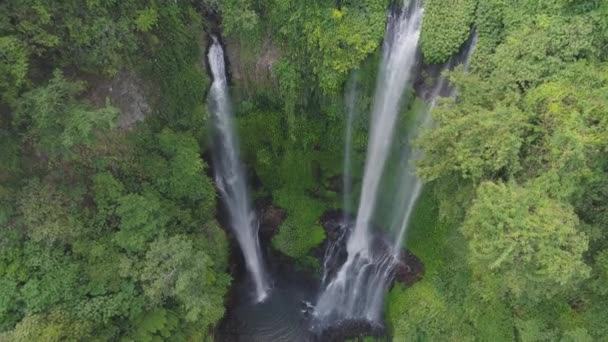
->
[207,36,269,302]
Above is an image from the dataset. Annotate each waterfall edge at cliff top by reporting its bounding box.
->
[207,36,270,302]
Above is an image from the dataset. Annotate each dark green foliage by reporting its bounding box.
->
[238,110,340,266]
[143,5,209,133]
[156,129,216,208]
[413,0,608,339]
[0,0,150,75]
[17,180,82,245]
[114,191,167,252]
[221,0,260,35]
[0,1,228,339]
[0,36,28,106]
[266,0,389,95]
[14,70,117,157]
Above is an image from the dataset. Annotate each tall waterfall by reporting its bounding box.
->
[314,0,424,324]
[207,36,269,302]
[346,1,423,255]
[314,0,477,327]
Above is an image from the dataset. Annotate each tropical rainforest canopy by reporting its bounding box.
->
[0,0,607,341]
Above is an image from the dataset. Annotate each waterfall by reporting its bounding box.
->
[314,0,424,324]
[346,0,423,256]
[343,73,358,217]
[207,36,270,302]
[389,31,477,255]
[314,0,478,327]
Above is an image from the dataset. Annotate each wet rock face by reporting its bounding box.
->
[319,209,355,240]
[224,34,280,95]
[325,175,345,195]
[393,249,424,286]
[256,200,287,239]
[319,209,425,288]
[86,69,150,129]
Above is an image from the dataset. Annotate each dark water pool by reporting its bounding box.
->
[217,272,317,342]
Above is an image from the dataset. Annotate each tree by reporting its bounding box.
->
[17,180,81,245]
[267,0,388,94]
[92,172,125,231]
[140,235,230,325]
[0,310,91,342]
[221,0,259,35]
[0,0,145,75]
[135,7,159,33]
[114,190,168,253]
[156,129,216,212]
[420,0,476,64]
[462,181,590,302]
[19,243,81,314]
[417,82,530,182]
[0,36,28,106]
[15,71,117,157]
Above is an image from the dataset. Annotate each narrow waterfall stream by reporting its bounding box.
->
[342,72,358,218]
[207,36,270,302]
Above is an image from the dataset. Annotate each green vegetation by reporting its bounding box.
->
[1,0,607,340]
[420,0,476,63]
[389,0,608,340]
[0,1,228,340]
[238,110,343,266]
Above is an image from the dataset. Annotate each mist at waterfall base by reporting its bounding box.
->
[207,37,270,303]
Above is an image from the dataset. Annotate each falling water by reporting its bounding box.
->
[347,0,423,256]
[207,36,269,302]
[314,0,424,324]
[343,73,358,217]
[314,0,478,327]
[390,31,477,255]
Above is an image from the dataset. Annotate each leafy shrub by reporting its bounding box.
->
[420,0,476,64]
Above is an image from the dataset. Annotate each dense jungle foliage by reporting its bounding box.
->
[0,0,607,341]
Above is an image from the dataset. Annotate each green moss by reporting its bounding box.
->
[238,111,340,265]
[420,0,476,64]
[269,148,332,265]
[271,188,326,260]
